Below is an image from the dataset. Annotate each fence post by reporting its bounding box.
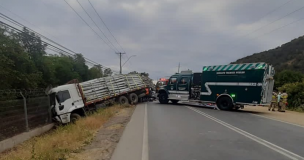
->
[20,92,29,132]
[47,95,52,123]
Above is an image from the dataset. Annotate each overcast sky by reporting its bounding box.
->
[1,0,304,80]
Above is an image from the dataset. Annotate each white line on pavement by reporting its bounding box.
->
[142,103,149,160]
[187,106,304,160]
[250,114,304,129]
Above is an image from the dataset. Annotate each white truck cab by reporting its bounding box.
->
[49,83,85,124]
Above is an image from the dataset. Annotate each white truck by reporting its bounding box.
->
[49,74,151,124]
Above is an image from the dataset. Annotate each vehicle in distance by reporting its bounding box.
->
[155,78,169,93]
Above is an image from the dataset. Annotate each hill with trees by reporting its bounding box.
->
[232,35,304,111]
[232,35,304,73]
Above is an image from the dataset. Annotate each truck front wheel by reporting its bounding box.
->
[70,113,81,123]
[159,93,169,104]
[216,96,233,110]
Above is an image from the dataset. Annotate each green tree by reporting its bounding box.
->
[0,27,42,89]
[73,53,89,81]
[274,70,304,89]
[88,65,103,79]
[104,68,113,77]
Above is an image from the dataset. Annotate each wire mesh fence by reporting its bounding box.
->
[0,89,51,141]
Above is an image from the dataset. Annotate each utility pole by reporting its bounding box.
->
[116,52,125,74]
[178,62,180,73]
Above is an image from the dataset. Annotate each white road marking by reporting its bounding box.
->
[142,103,149,160]
[251,114,304,129]
[187,106,304,160]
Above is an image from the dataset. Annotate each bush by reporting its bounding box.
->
[279,80,304,111]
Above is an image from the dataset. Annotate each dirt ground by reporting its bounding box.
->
[243,105,304,126]
[68,106,135,160]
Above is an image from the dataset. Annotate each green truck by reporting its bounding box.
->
[157,63,275,110]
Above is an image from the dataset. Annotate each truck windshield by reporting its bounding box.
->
[156,81,166,86]
[56,90,71,104]
[50,93,56,106]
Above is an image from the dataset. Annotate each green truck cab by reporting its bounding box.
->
[158,63,275,110]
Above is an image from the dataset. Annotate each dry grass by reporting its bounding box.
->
[0,105,123,160]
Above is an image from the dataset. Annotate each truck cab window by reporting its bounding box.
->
[170,78,177,84]
[56,90,71,104]
[180,77,189,84]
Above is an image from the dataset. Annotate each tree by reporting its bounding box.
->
[0,24,113,89]
[274,70,304,89]
[73,53,89,82]
[104,68,113,77]
[0,27,42,89]
[129,71,138,74]
[88,65,103,79]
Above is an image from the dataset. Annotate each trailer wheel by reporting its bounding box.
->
[70,113,81,123]
[118,96,129,105]
[171,100,179,104]
[128,93,139,104]
[216,96,233,110]
[159,93,169,104]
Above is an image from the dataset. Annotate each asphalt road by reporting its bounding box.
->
[111,102,304,160]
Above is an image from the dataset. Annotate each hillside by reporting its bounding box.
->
[232,35,304,73]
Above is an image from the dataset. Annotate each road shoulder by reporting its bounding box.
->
[68,106,135,160]
[111,103,146,160]
[245,106,304,127]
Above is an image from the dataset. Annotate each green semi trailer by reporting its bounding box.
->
[157,63,275,110]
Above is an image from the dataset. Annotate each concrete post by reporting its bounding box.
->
[20,92,29,132]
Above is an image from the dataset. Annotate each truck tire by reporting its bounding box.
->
[171,100,179,104]
[159,93,169,104]
[118,96,129,105]
[216,96,233,110]
[70,113,81,123]
[128,93,138,104]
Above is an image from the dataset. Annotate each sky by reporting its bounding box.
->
[1,0,304,80]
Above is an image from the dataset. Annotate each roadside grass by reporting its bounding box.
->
[0,105,125,160]
[287,107,304,112]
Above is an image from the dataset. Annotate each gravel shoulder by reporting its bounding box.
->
[244,105,304,126]
[68,106,135,160]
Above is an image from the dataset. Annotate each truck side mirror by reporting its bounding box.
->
[59,104,64,110]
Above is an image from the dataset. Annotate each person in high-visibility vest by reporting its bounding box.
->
[277,92,282,111]
[268,92,277,111]
[279,90,288,112]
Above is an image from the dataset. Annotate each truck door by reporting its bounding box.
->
[176,76,190,101]
[167,77,178,96]
[177,76,190,94]
[55,90,74,122]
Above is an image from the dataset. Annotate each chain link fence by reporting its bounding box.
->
[0,89,51,141]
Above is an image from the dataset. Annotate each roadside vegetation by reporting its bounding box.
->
[0,105,125,160]
[275,70,304,112]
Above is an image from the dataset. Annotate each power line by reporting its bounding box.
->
[63,0,117,52]
[240,2,304,38]
[241,15,304,49]
[0,14,118,72]
[88,0,126,53]
[259,0,294,20]
[0,4,58,41]
[76,0,119,52]
[87,0,132,66]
